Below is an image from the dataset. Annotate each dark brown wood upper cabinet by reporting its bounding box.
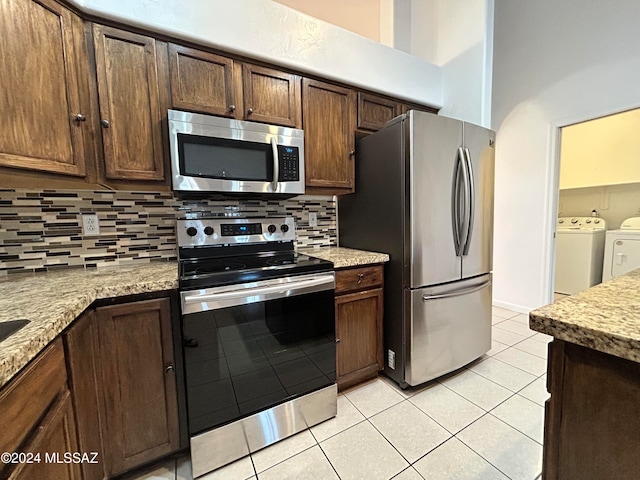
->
[93,25,165,181]
[357,92,402,131]
[401,102,439,115]
[242,64,301,128]
[95,298,179,477]
[0,0,90,177]
[302,78,357,194]
[169,44,240,118]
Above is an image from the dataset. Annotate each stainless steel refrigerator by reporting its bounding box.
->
[339,110,495,388]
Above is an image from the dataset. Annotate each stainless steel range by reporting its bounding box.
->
[177,216,337,477]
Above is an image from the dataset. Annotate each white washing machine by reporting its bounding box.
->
[554,216,607,295]
[602,217,640,282]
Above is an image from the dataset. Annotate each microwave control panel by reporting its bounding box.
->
[278,145,300,181]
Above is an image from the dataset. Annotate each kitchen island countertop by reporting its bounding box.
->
[529,268,640,363]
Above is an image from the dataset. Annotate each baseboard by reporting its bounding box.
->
[492,299,534,314]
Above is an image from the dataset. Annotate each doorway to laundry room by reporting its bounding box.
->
[553,107,640,300]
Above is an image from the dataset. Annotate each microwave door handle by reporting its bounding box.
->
[271,137,279,192]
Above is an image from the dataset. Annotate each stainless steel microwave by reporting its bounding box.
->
[168,110,305,195]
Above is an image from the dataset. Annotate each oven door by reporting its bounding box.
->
[180,272,335,436]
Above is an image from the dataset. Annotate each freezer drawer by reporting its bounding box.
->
[405,274,491,386]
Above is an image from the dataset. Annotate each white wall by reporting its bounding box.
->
[72,0,443,107]
[435,0,493,127]
[492,0,640,312]
[273,0,381,42]
[559,184,640,230]
[560,108,640,189]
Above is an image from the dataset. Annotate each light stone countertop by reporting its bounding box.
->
[530,268,640,363]
[0,262,178,389]
[298,246,389,268]
[0,247,388,389]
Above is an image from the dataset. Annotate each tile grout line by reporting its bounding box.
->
[453,415,521,480]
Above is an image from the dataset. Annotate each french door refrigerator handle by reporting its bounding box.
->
[459,147,471,256]
[452,147,464,256]
[462,147,475,255]
[421,279,491,301]
[271,137,279,192]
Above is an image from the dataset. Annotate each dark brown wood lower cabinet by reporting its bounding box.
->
[96,298,179,476]
[544,339,640,480]
[0,339,80,480]
[9,391,82,480]
[335,265,384,390]
[65,310,106,480]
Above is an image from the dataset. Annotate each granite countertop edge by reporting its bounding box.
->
[529,268,640,363]
[298,246,390,268]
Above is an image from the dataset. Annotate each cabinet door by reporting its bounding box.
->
[65,310,105,480]
[243,64,301,127]
[336,288,383,389]
[93,25,165,181]
[169,44,240,118]
[0,0,89,177]
[96,298,179,476]
[357,92,401,131]
[302,78,356,193]
[10,391,81,480]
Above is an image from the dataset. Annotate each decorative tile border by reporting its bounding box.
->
[0,189,336,274]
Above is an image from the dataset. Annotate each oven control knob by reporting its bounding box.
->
[267,224,277,234]
[280,224,289,233]
[204,226,214,236]
[186,227,198,237]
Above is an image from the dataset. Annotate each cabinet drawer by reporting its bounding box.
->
[335,265,383,294]
[0,339,67,455]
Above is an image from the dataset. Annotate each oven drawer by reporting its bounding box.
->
[335,265,383,294]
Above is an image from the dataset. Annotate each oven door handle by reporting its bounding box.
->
[182,274,334,313]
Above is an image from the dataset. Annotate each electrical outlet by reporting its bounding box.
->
[308,212,318,227]
[82,214,100,236]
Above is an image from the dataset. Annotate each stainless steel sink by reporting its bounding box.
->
[0,319,30,342]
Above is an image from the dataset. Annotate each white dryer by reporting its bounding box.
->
[602,217,640,282]
[555,217,607,295]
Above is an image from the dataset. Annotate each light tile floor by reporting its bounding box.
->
[131,306,548,480]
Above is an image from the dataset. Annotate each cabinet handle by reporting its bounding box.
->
[349,150,355,157]
[336,338,341,343]
[74,114,86,122]
[165,363,175,373]
[100,119,110,128]
[228,105,236,112]
[357,273,364,285]
[247,108,253,115]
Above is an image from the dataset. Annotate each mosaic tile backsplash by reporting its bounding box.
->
[0,189,336,274]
